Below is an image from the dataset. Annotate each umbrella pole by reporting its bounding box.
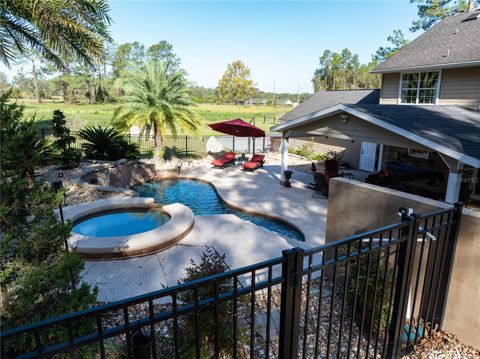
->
[252,137,255,155]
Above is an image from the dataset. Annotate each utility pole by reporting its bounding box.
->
[273,81,276,106]
[296,82,300,103]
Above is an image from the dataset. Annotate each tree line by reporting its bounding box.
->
[310,0,478,92]
[311,30,409,92]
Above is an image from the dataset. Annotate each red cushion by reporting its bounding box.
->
[223,152,236,160]
[243,161,261,170]
[211,159,227,167]
[250,154,265,163]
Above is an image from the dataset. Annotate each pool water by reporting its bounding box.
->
[72,209,169,237]
[133,179,305,242]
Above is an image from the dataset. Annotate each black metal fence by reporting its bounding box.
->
[40,128,268,156]
[1,204,463,358]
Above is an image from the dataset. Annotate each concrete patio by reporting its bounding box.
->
[82,155,328,301]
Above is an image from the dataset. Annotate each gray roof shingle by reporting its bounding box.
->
[372,12,480,73]
[348,104,480,161]
[279,89,380,122]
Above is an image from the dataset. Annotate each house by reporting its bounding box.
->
[244,98,268,106]
[276,98,294,106]
[272,11,480,204]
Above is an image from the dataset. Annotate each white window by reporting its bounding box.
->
[400,72,440,104]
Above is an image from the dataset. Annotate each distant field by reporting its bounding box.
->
[15,100,290,135]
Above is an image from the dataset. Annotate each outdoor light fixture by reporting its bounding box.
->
[340,114,349,123]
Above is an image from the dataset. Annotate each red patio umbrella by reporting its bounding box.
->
[208,118,265,138]
[208,118,265,154]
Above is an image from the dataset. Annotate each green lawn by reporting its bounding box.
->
[16,100,289,135]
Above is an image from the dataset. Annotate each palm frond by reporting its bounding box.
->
[0,0,112,69]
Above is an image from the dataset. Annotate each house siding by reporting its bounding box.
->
[379,67,480,108]
[379,73,400,104]
[438,66,480,109]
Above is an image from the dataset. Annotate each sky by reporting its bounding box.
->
[1,1,421,93]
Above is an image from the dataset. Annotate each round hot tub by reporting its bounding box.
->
[73,208,170,237]
[64,198,194,260]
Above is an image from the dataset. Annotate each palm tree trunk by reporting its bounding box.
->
[61,80,68,103]
[31,59,41,103]
[153,122,163,159]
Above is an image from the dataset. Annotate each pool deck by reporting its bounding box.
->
[180,160,328,249]
[82,158,328,302]
[82,214,292,302]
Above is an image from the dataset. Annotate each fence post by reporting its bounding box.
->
[41,128,45,140]
[185,135,188,155]
[387,208,419,358]
[433,202,463,327]
[278,247,304,359]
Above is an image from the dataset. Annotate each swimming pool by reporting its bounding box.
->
[133,179,305,241]
[72,209,169,237]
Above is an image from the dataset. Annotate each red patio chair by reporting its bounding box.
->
[211,152,236,168]
[242,154,265,172]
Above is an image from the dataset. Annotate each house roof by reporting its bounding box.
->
[272,104,480,167]
[279,89,380,122]
[372,12,480,73]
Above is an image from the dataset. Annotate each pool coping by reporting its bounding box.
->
[65,198,194,259]
[176,174,306,243]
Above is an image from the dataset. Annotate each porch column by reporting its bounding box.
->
[280,135,289,182]
[377,144,384,172]
[445,164,463,204]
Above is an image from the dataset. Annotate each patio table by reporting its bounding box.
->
[235,153,247,166]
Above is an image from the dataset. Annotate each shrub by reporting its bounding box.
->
[0,91,51,180]
[79,126,140,160]
[0,179,98,356]
[52,109,82,168]
[288,143,327,162]
[163,146,195,159]
[341,242,394,341]
[157,247,251,358]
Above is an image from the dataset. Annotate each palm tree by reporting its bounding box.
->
[113,60,200,158]
[0,0,112,69]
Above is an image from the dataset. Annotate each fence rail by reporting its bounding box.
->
[1,204,463,358]
[39,128,268,156]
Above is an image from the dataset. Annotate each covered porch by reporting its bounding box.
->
[272,104,480,204]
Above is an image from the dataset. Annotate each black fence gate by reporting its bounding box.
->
[1,204,463,358]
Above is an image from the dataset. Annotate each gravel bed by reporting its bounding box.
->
[36,161,135,205]
[35,160,114,183]
[404,331,480,359]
